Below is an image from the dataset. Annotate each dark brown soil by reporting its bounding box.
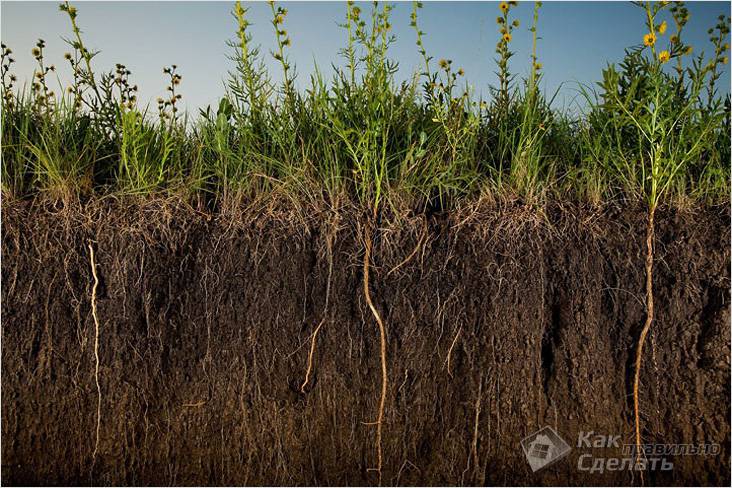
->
[1,198,729,486]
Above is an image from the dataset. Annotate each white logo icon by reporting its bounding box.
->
[521,426,571,472]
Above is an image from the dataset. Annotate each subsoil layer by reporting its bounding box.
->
[1,198,730,486]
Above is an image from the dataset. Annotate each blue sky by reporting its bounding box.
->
[2,1,730,113]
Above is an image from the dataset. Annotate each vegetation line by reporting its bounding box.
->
[1,1,729,205]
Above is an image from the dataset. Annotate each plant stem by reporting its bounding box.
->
[633,203,656,474]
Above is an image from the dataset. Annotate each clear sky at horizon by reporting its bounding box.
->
[2,1,730,114]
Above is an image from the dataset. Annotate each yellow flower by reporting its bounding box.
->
[659,50,670,63]
[670,34,679,44]
[643,32,656,47]
[724,43,730,50]
[503,32,512,42]
[496,16,504,24]
[723,56,729,64]
[499,2,509,13]
[458,68,465,76]
[438,58,449,69]
[685,46,693,55]
[658,21,667,35]
[534,62,543,70]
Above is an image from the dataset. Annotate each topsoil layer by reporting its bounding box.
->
[1,198,730,486]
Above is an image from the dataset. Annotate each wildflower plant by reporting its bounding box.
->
[31,39,56,114]
[113,63,138,111]
[579,2,732,474]
[269,1,295,102]
[705,14,731,105]
[1,43,17,111]
[159,65,183,124]
[495,1,519,109]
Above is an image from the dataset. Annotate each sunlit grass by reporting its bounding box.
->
[0,1,729,208]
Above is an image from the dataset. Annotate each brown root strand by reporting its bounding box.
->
[301,318,326,393]
[445,325,462,378]
[301,228,335,393]
[386,220,427,277]
[633,205,655,479]
[364,228,387,486]
[472,381,483,484]
[88,240,102,469]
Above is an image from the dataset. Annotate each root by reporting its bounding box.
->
[445,325,462,378]
[364,227,387,486]
[300,214,337,393]
[633,205,656,479]
[300,320,326,393]
[472,381,483,484]
[386,220,427,277]
[300,233,334,393]
[88,240,102,468]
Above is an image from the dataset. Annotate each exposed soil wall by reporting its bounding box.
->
[1,199,729,486]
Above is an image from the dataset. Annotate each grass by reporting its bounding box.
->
[0,1,728,209]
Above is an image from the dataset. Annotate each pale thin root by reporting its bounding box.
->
[364,230,387,486]
[633,206,655,483]
[472,382,482,483]
[300,232,334,393]
[386,222,427,277]
[300,318,326,393]
[182,401,207,408]
[88,240,102,467]
[445,325,462,378]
